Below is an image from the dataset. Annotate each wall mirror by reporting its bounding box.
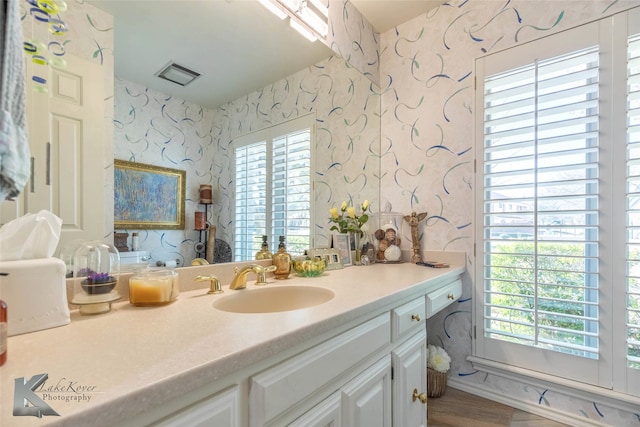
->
[12,0,382,266]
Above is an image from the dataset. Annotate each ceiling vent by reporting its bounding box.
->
[155,62,201,86]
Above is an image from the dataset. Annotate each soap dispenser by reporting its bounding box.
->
[272,236,292,280]
[255,235,273,260]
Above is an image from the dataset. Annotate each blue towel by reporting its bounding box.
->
[0,0,30,200]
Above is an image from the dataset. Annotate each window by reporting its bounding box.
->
[475,9,640,395]
[627,33,640,374]
[234,115,314,261]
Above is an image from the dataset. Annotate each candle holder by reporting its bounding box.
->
[129,269,179,306]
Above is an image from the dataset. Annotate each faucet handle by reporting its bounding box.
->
[255,265,277,286]
[195,275,223,294]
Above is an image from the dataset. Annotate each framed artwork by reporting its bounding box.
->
[114,160,186,230]
[332,234,352,266]
[308,248,344,270]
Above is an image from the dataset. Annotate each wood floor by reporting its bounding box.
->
[427,387,571,427]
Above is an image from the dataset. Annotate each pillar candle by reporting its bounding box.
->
[195,211,207,230]
[199,184,212,204]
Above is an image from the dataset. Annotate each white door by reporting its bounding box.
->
[155,386,240,427]
[341,356,392,427]
[1,54,105,255]
[288,392,341,427]
[392,330,427,427]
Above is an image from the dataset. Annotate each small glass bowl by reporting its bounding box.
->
[292,258,326,277]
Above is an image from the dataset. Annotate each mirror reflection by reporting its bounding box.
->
[8,0,381,267]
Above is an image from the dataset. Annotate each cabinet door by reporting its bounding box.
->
[392,330,427,427]
[2,54,105,252]
[341,356,391,427]
[154,385,240,427]
[288,392,341,427]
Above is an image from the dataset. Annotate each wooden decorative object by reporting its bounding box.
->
[206,224,216,264]
[404,211,427,263]
[114,232,129,252]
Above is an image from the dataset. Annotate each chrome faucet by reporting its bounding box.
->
[230,264,276,290]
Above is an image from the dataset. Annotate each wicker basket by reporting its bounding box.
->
[427,367,448,397]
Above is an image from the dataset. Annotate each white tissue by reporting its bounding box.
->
[0,210,62,261]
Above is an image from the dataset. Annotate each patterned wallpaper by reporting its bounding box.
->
[326,0,380,85]
[380,0,639,425]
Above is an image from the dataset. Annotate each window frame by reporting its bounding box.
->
[233,114,315,261]
[474,9,640,396]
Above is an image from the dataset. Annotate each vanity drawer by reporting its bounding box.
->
[426,278,462,318]
[391,296,425,341]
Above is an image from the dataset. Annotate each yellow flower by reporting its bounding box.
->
[329,207,339,219]
[347,207,356,218]
[341,201,348,211]
[362,200,369,211]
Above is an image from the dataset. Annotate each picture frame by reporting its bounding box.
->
[332,234,352,266]
[114,159,186,230]
[308,248,344,270]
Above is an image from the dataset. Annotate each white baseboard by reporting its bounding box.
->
[447,377,608,427]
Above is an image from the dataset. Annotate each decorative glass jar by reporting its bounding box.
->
[71,241,121,314]
[369,212,405,262]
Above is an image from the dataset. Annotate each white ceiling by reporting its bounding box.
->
[351,0,444,33]
[89,0,443,110]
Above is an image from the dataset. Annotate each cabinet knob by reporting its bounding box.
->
[447,293,455,300]
[412,388,427,404]
[411,314,421,322]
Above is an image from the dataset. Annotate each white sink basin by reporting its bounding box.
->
[212,285,335,314]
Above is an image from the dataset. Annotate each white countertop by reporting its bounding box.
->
[1,257,464,426]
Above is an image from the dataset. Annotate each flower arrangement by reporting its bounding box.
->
[329,200,370,236]
[77,269,117,295]
[427,344,451,373]
[77,269,115,284]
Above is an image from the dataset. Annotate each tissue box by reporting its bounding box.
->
[0,258,70,336]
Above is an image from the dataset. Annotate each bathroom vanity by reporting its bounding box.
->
[1,255,463,427]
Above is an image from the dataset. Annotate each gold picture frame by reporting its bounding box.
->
[114,160,186,230]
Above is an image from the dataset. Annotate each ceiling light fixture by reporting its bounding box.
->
[155,62,201,86]
[258,0,328,42]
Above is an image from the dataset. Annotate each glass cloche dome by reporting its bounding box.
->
[71,241,121,314]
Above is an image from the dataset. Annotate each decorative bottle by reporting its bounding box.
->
[132,232,139,251]
[255,235,272,260]
[272,236,292,280]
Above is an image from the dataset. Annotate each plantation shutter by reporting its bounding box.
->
[627,33,640,374]
[474,20,606,385]
[271,129,312,255]
[234,115,314,261]
[482,45,600,357]
[234,139,268,261]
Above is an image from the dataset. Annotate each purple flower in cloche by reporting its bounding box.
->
[87,272,114,284]
[77,268,96,278]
